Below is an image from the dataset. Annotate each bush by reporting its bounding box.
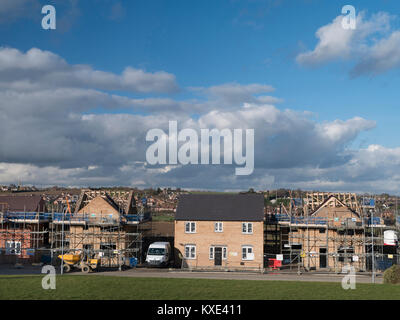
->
[383,265,400,284]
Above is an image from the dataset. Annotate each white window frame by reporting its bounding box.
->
[214,222,223,232]
[242,222,253,234]
[242,245,254,261]
[184,245,196,259]
[6,241,21,255]
[184,221,196,233]
[209,246,227,260]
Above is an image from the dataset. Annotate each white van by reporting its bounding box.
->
[384,230,398,246]
[145,242,171,267]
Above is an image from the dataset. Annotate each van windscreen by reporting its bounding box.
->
[148,248,166,255]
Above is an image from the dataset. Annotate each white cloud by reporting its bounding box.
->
[189,83,280,111]
[351,31,400,76]
[0,47,179,93]
[296,11,400,77]
[296,15,357,65]
[318,117,375,144]
[0,46,398,192]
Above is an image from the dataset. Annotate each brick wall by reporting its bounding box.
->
[174,220,263,270]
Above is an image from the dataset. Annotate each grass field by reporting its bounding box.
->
[151,214,175,222]
[0,275,399,300]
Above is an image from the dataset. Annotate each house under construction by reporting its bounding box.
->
[265,192,399,272]
[0,190,150,268]
[50,189,150,268]
[0,195,49,264]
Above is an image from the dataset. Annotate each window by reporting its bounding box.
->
[6,241,21,255]
[338,246,354,262]
[148,248,166,255]
[209,246,227,260]
[184,245,196,259]
[100,243,117,257]
[100,243,116,250]
[242,222,253,234]
[242,246,254,260]
[185,222,196,233]
[214,222,223,232]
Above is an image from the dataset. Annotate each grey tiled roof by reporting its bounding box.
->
[176,193,264,221]
[0,195,45,212]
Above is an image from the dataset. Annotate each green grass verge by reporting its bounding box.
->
[0,275,399,300]
[151,215,174,222]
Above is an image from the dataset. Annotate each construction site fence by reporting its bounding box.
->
[264,252,400,272]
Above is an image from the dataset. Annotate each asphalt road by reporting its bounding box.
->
[0,265,383,284]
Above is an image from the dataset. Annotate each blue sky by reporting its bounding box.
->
[4,0,396,142]
[1,0,400,193]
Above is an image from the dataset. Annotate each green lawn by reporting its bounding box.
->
[151,214,174,222]
[0,275,400,300]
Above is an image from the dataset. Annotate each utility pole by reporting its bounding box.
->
[396,197,399,266]
[61,208,65,275]
[371,207,375,284]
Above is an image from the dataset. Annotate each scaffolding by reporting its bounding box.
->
[0,211,50,264]
[265,193,399,273]
[50,211,144,268]
[0,209,148,268]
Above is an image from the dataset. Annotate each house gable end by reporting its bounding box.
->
[77,196,120,218]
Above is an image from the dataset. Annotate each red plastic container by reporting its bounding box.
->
[268,258,282,269]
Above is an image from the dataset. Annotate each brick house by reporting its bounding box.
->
[50,190,143,267]
[266,195,376,272]
[289,196,366,271]
[0,195,48,263]
[174,194,264,271]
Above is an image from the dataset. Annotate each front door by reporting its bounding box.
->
[214,247,222,266]
[319,248,327,268]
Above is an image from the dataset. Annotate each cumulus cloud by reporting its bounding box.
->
[0,46,397,192]
[296,10,400,77]
[272,144,400,194]
[296,15,358,65]
[351,31,400,76]
[0,47,179,93]
[318,117,375,145]
[189,83,281,111]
